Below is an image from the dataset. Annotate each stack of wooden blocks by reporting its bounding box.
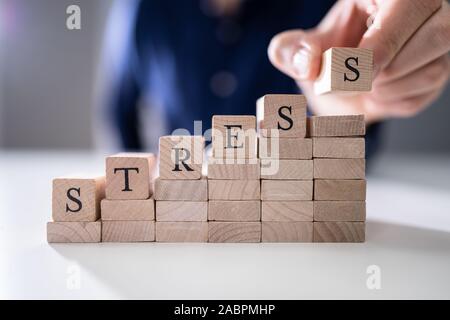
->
[47,47,372,244]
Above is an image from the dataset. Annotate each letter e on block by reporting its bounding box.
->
[106,153,156,200]
[314,47,373,95]
[52,175,105,222]
[159,136,204,179]
[257,94,307,138]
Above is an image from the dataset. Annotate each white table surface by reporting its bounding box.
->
[1,150,449,300]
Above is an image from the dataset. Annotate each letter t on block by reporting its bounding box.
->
[257,94,307,138]
[314,47,373,95]
[106,153,156,200]
[159,135,204,179]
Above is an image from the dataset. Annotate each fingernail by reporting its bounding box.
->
[293,48,311,80]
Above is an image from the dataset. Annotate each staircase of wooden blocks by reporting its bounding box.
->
[46,47,371,244]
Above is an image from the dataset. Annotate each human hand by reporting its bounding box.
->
[268,0,450,123]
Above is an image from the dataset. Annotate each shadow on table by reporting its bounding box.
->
[49,220,450,298]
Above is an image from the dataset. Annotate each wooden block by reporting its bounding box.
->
[308,115,365,137]
[262,201,313,221]
[47,221,101,243]
[156,201,207,222]
[156,222,208,242]
[259,137,312,159]
[102,221,155,242]
[314,47,373,95]
[159,136,204,180]
[212,115,257,159]
[208,180,260,200]
[208,222,261,243]
[101,198,155,221]
[314,201,366,222]
[262,222,313,242]
[261,159,313,180]
[52,176,105,222]
[314,159,365,180]
[314,222,365,243]
[314,180,366,201]
[261,180,313,201]
[208,158,260,180]
[106,153,156,200]
[208,201,260,222]
[257,94,307,138]
[154,178,207,201]
[313,138,365,158]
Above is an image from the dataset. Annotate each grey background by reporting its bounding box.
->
[0,0,449,154]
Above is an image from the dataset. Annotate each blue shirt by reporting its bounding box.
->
[108,0,380,158]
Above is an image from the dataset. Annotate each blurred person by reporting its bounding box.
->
[102,0,450,157]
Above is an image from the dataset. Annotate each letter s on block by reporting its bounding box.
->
[344,57,360,82]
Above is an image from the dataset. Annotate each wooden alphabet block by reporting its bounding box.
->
[52,176,105,222]
[314,159,365,180]
[314,222,365,243]
[102,221,155,242]
[154,178,208,201]
[101,198,155,221]
[261,159,313,180]
[212,115,257,159]
[314,180,366,201]
[262,201,313,221]
[106,153,156,200]
[208,158,260,180]
[208,201,260,222]
[259,137,312,159]
[308,115,365,137]
[156,201,207,222]
[314,201,366,222]
[208,180,260,200]
[313,138,365,158]
[257,94,307,138]
[159,136,204,180]
[47,221,101,243]
[262,222,313,242]
[155,222,208,242]
[261,180,313,201]
[314,47,373,95]
[208,222,261,243]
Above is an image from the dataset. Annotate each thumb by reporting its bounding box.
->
[268,29,324,82]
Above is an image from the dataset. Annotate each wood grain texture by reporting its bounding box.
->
[261,180,313,201]
[314,159,365,180]
[159,136,204,180]
[52,176,105,222]
[102,221,155,242]
[314,47,373,95]
[257,94,307,138]
[314,180,366,201]
[156,201,207,222]
[155,222,208,242]
[262,201,313,221]
[208,201,260,222]
[261,159,313,180]
[208,222,261,243]
[313,138,365,158]
[47,221,101,243]
[208,180,260,200]
[208,158,260,180]
[212,115,257,159]
[314,201,366,222]
[101,198,155,221]
[259,137,312,159]
[262,222,313,242]
[308,115,365,137]
[154,178,208,201]
[106,153,156,200]
[314,222,365,242]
